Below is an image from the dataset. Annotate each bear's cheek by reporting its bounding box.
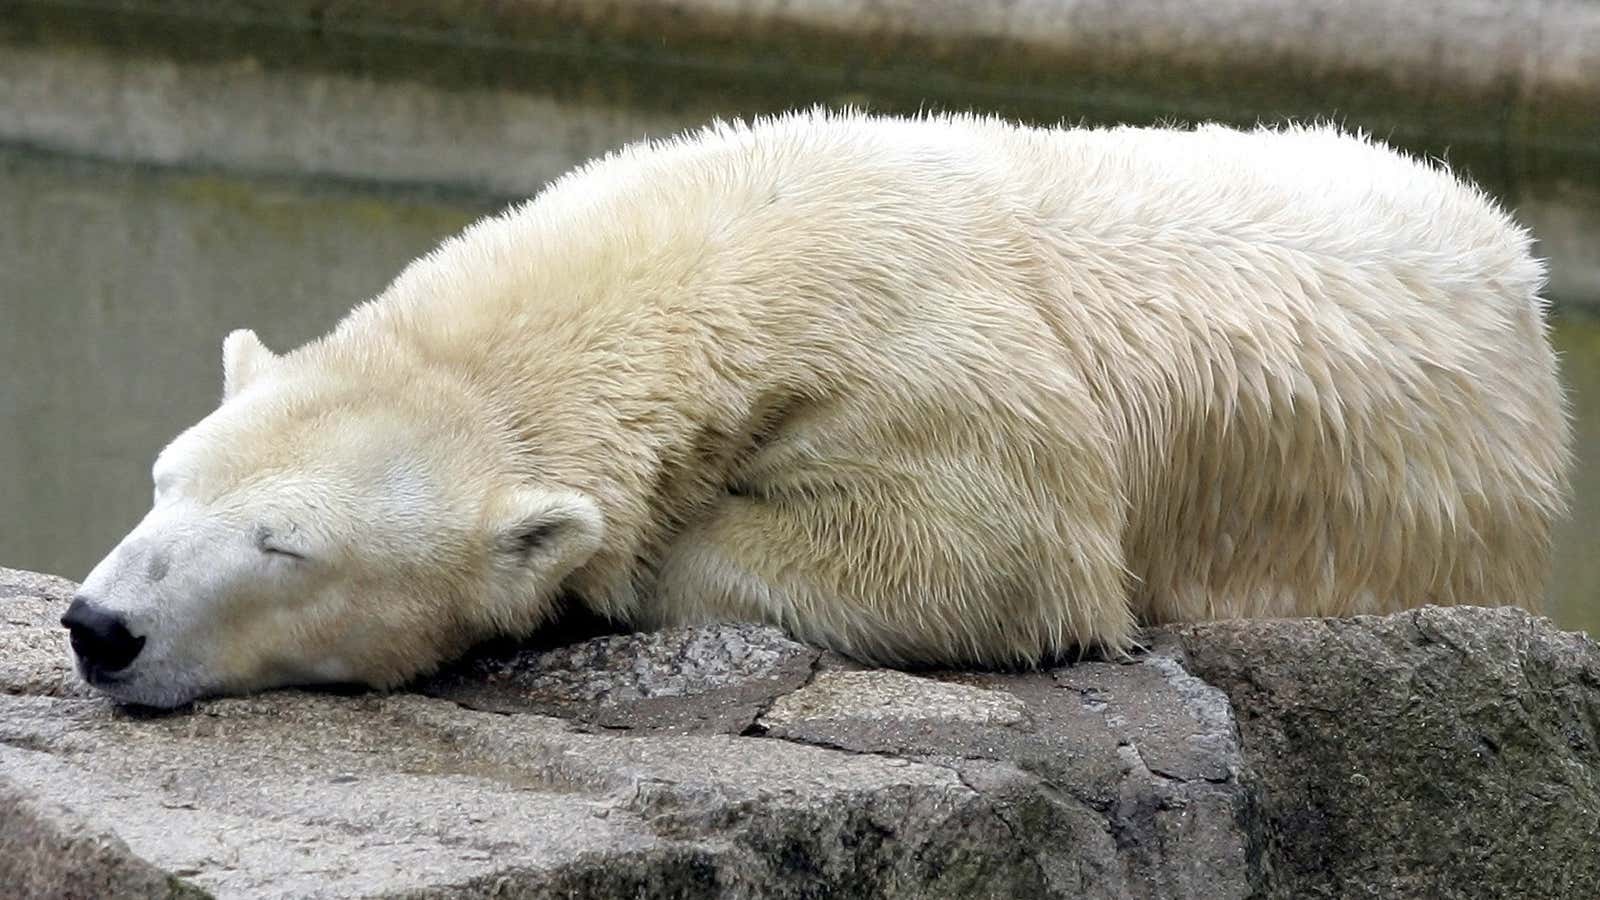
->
[201,576,424,691]
[199,587,345,685]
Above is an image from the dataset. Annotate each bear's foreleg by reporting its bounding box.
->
[648,475,1135,667]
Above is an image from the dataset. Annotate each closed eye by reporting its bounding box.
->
[254,525,309,561]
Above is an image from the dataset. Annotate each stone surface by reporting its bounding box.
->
[752,650,1257,899]
[0,568,91,701]
[0,776,206,900]
[422,624,822,735]
[3,565,1599,898]
[1175,608,1600,899]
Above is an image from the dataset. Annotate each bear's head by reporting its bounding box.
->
[65,329,605,708]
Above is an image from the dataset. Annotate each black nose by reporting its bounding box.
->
[61,595,145,673]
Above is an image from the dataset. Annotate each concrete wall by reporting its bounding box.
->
[1,0,1596,303]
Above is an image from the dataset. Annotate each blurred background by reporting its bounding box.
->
[1,0,1595,633]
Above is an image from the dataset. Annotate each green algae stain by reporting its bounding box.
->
[167,173,490,238]
[1550,311,1600,637]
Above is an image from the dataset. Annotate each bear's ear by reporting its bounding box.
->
[222,329,276,400]
[491,487,606,574]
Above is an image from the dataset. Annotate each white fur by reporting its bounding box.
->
[75,109,1571,707]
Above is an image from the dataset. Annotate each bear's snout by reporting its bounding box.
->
[61,595,146,676]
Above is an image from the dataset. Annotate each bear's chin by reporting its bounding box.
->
[83,678,207,712]
[82,662,388,711]
[73,656,214,711]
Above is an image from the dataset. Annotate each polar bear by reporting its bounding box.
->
[66,110,1570,708]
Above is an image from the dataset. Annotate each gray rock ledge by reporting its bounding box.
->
[2,566,1596,899]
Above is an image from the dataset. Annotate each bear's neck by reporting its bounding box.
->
[336,252,777,621]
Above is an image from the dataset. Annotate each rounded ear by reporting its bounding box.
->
[491,487,605,576]
[222,329,276,400]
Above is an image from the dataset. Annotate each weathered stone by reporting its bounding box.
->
[1174,607,1600,899]
[0,568,94,701]
[755,646,1256,899]
[421,624,822,735]
[3,565,1598,899]
[0,775,209,900]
